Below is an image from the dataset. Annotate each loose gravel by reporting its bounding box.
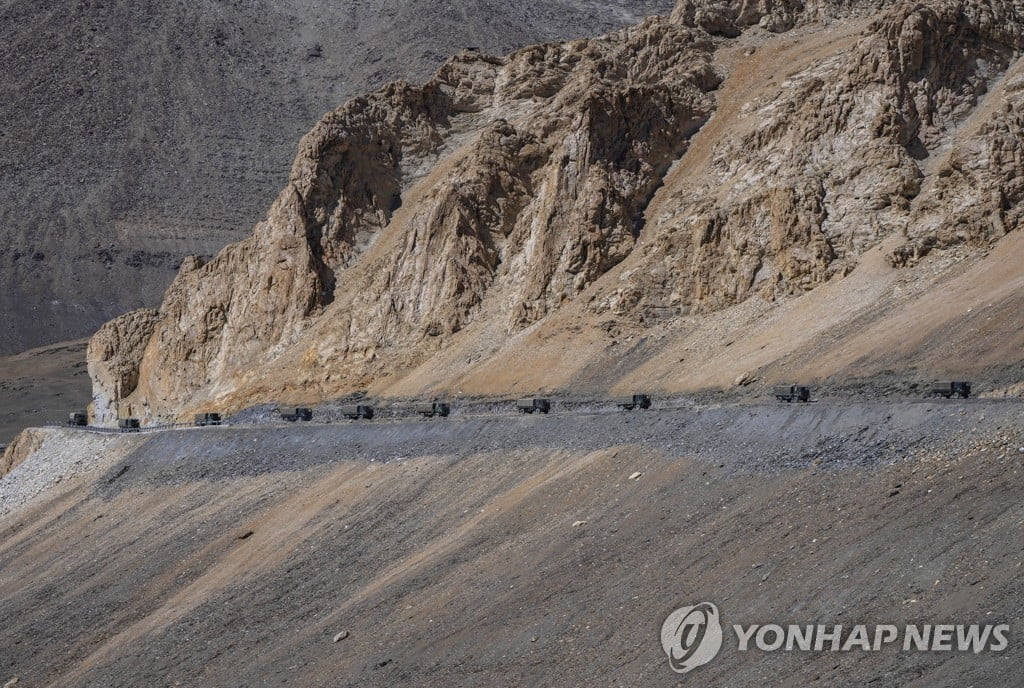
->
[0,429,146,517]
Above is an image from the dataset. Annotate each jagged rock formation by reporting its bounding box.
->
[88,309,160,425]
[612,0,1024,315]
[670,0,883,34]
[89,0,1024,423]
[0,0,674,355]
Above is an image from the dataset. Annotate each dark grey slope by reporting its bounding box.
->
[0,0,673,354]
[1,401,1021,686]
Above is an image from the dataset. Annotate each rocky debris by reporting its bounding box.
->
[80,396,1017,492]
[572,520,588,528]
[1,428,44,477]
[0,428,146,517]
[2,402,1021,686]
[734,373,756,386]
[88,0,1024,423]
[333,630,350,643]
[671,0,885,34]
[106,465,131,485]
[628,471,643,480]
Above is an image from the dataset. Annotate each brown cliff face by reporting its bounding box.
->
[87,309,160,424]
[89,0,1024,422]
[607,0,1024,318]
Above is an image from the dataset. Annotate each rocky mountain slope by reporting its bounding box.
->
[88,0,1024,424]
[0,0,673,355]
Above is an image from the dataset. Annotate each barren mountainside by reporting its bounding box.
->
[4,5,1024,685]
[0,0,673,354]
[88,0,1024,424]
[2,405,1022,686]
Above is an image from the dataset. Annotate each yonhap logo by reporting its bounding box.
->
[660,602,1010,676]
[660,602,724,674]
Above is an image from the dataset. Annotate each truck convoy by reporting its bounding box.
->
[55,379,982,431]
[117,418,141,432]
[340,405,374,420]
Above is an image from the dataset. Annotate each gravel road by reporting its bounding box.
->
[101,397,1024,485]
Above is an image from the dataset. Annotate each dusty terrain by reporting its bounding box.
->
[1,398,1021,686]
[0,0,673,354]
[0,340,91,445]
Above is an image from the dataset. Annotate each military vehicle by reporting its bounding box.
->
[773,385,811,403]
[930,381,971,399]
[118,418,141,432]
[194,413,223,427]
[516,398,551,414]
[279,407,313,422]
[340,404,374,420]
[68,412,88,427]
[416,402,450,418]
[615,394,651,410]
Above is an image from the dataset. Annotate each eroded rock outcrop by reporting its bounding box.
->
[90,16,722,421]
[606,0,1024,317]
[87,308,160,424]
[88,0,1024,421]
[671,0,885,34]
[1,428,44,477]
[895,62,1024,265]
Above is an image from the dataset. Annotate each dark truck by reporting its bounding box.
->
[416,402,450,418]
[516,398,550,414]
[615,394,651,410]
[118,418,141,432]
[194,413,223,427]
[773,385,811,403]
[279,407,313,422]
[68,412,88,427]
[930,381,972,399]
[340,404,374,420]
